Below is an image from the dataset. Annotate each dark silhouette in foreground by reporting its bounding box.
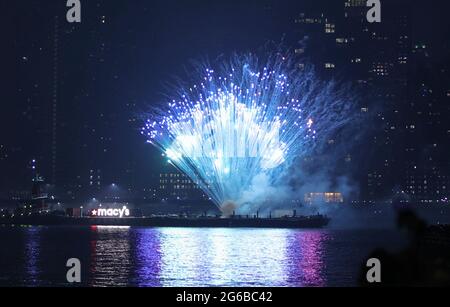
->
[359,210,450,286]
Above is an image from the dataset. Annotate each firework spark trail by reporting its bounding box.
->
[142,54,355,212]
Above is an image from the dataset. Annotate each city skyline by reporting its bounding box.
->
[2,0,450,206]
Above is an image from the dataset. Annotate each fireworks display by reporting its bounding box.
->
[142,54,354,212]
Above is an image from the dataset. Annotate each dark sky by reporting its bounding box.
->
[1,0,450,192]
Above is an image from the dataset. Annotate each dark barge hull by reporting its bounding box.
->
[0,215,330,229]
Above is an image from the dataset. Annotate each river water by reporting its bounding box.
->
[0,226,407,287]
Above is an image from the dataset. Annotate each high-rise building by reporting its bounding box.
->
[51,15,59,186]
[401,41,450,203]
[294,0,413,203]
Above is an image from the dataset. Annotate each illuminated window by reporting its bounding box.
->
[325,23,335,33]
[336,38,348,44]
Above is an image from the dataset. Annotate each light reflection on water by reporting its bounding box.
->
[0,226,403,287]
[89,226,132,287]
[24,226,42,285]
[157,228,297,286]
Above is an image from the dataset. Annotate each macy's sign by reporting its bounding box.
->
[91,206,130,218]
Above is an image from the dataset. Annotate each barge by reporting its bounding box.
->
[0,214,330,229]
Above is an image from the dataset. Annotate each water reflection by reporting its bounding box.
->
[133,228,162,286]
[89,226,132,286]
[287,231,327,286]
[205,229,288,287]
[153,228,325,287]
[84,227,327,286]
[10,227,329,286]
[24,226,42,285]
[0,226,405,286]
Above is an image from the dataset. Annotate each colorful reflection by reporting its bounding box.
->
[133,228,162,286]
[88,225,132,286]
[158,228,214,286]
[287,231,328,286]
[0,226,402,286]
[24,226,42,285]
[84,227,328,286]
[151,228,325,287]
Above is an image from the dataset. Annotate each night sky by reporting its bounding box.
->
[2,0,450,194]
